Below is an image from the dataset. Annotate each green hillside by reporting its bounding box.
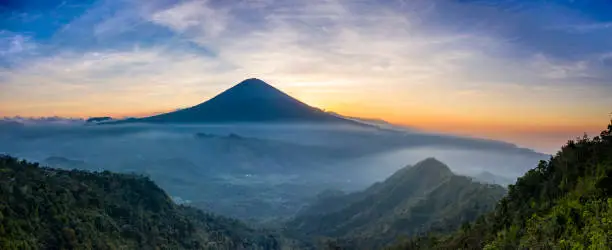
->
[286,158,506,249]
[0,155,280,250]
[391,123,612,249]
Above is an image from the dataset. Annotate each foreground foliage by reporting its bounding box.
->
[0,156,280,250]
[391,124,612,249]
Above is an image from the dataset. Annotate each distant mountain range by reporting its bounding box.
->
[0,120,24,129]
[114,78,353,124]
[285,158,506,249]
[472,171,515,186]
[44,156,92,169]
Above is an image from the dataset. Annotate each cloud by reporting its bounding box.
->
[149,0,229,39]
[93,9,144,38]
[0,31,37,62]
[0,46,238,116]
[1,116,84,125]
[140,0,493,85]
[554,21,612,33]
[0,0,610,130]
[530,54,591,80]
[0,34,28,55]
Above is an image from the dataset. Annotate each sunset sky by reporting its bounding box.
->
[1,0,611,152]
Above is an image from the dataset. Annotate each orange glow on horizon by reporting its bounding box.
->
[2,97,604,135]
[1,89,607,154]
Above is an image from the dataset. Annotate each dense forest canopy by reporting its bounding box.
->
[0,156,280,250]
[390,123,612,249]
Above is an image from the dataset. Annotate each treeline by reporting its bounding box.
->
[390,123,612,249]
[0,156,280,250]
[3,123,610,249]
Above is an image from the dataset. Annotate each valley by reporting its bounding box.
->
[3,123,610,249]
[2,0,610,248]
[0,79,547,224]
[1,78,608,249]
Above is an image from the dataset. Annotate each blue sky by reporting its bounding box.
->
[1,0,611,151]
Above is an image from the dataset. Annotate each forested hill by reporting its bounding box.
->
[0,156,280,250]
[392,123,612,249]
[286,158,506,249]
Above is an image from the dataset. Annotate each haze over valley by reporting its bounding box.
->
[0,79,545,222]
[1,1,611,249]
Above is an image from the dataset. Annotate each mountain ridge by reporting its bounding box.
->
[285,158,506,249]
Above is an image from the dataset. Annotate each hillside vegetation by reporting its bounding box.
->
[391,123,612,249]
[286,158,506,249]
[0,156,280,250]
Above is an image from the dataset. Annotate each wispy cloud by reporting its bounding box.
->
[0,46,237,116]
[0,31,37,57]
[554,21,612,33]
[149,0,228,38]
[0,0,611,133]
[530,54,591,80]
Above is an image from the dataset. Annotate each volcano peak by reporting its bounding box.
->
[238,78,267,85]
[122,78,352,124]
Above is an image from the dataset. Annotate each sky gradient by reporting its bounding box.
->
[1,0,611,152]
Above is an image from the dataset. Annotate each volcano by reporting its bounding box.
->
[122,78,351,124]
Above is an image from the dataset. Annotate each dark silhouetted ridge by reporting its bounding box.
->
[116,78,354,124]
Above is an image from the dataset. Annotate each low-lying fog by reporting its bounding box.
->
[0,121,548,222]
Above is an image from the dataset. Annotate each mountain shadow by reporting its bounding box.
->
[115,78,353,124]
[285,158,506,249]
